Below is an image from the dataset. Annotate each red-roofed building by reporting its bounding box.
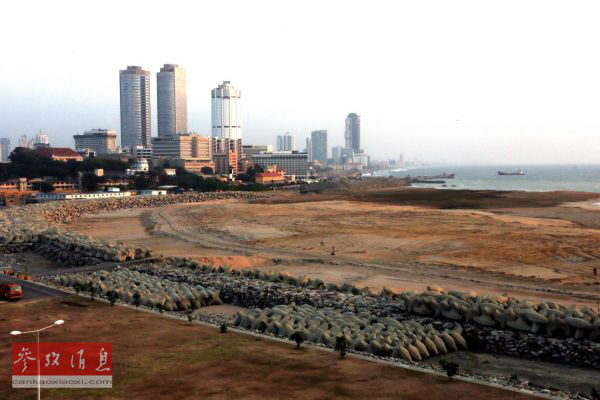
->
[255,165,285,184]
[34,147,83,162]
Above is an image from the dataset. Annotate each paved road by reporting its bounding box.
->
[0,275,68,303]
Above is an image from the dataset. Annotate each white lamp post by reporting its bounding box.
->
[10,320,64,400]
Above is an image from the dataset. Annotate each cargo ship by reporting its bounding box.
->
[498,170,525,176]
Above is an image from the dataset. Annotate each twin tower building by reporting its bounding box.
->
[119,65,241,150]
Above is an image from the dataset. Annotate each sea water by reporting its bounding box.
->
[374,164,600,193]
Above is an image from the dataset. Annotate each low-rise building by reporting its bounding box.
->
[151,134,192,159]
[35,191,132,202]
[255,166,285,184]
[34,147,83,162]
[242,144,273,158]
[212,138,242,161]
[132,145,152,160]
[0,178,78,192]
[139,189,167,196]
[73,129,117,155]
[98,179,132,189]
[352,153,369,167]
[126,159,149,175]
[251,151,308,178]
[168,158,214,174]
[191,134,211,158]
[213,151,238,176]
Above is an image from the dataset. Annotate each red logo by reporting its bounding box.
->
[12,343,112,376]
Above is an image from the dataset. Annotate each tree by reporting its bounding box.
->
[290,331,304,349]
[39,181,55,193]
[200,166,213,175]
[439,360,459,379]
[81,173,100,192]
[109,291,118,307]
[334,336,348,359]
[133,292,141,311]
[89,286,97,302]
[236,172,252,183]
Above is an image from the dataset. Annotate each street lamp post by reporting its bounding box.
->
[10,320,64,400]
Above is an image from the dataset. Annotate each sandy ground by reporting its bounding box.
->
[67,194,600,307]
[0,297,534,400]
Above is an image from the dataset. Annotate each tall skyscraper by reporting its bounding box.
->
[157,64,188,137]
[310,130,327,164]
[277,132,295,151]
[211,81,241,140]
[0,138,10,161]
[344,113,361,153]
[18,135,28,148]
[119,66,151,149]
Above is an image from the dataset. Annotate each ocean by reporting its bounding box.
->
[374,164,600,193]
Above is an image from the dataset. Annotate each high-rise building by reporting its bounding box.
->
[0,138,10,161]
[211,81,241,140]
[344,113,361,153]
[73,129,117,155]
[310,130,327,164]
[157,64,187,137]
[18,134,34,149]
[119,66,151,149]
[35,130,49,146]
[332,146,354,164]
[277,132,295,151]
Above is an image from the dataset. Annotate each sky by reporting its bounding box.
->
[1,0,600,164]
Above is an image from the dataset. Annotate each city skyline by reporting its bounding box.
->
[2,1,600,164]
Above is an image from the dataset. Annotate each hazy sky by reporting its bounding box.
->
[1,0,600,164]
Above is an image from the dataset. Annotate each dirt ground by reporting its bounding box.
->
[0,297,533,400]
[67,191,600,307]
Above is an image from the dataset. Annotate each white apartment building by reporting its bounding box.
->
[120,66,151,148]
[211,81,241,140]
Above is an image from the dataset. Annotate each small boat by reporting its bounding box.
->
[429,172,455,179]
[498,170,525,176]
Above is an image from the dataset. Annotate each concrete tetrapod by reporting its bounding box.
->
[233,303,466,361]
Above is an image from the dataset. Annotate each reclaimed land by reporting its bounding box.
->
[0,296,533,400]
[67,188,600,307]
